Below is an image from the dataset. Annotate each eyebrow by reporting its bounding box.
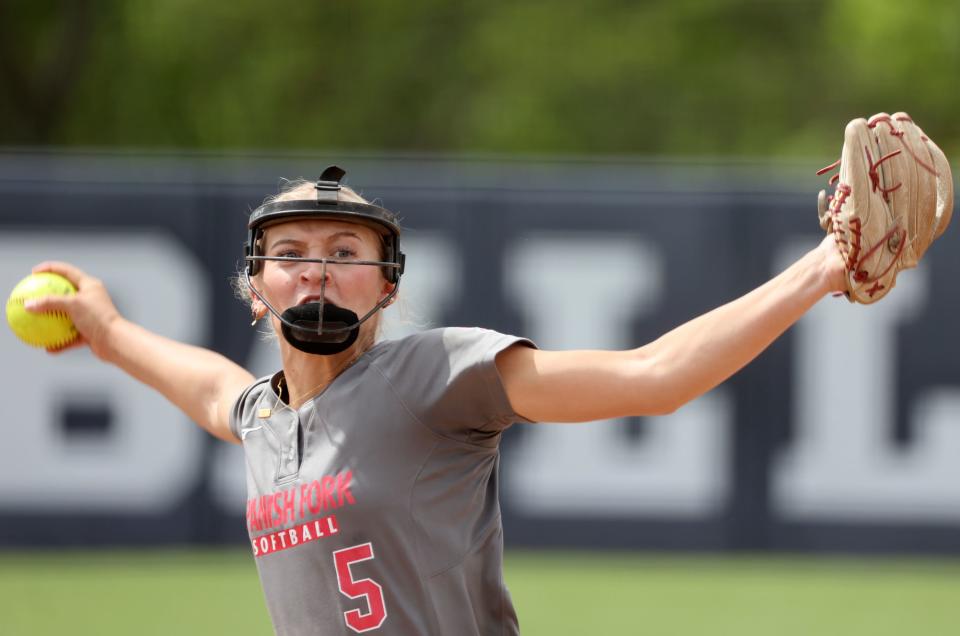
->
[267,231,362,252]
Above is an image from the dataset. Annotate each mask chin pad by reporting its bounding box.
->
[279,303,360,355]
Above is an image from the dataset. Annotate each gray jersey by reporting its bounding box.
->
[230,327,535,636]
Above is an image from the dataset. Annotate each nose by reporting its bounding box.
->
[299,259,332,285]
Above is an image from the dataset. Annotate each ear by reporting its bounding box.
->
[250,295,268,319]
[381,281,397,306]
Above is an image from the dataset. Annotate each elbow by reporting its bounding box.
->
[643,393,683,416]
[647,401,680,416]
[626,348,683,416]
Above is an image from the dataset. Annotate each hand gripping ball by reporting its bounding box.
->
[6,272,78,348]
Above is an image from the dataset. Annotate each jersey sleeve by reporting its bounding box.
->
[371,327,537,441]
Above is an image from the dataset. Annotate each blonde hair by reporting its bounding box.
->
[271,178,370,205]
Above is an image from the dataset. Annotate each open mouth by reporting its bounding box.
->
[298,294,328,306]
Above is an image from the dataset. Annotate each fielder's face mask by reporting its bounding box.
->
[244,166,405,355]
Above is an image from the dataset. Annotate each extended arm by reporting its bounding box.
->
[496,236,846,422]
[26,261,254,443]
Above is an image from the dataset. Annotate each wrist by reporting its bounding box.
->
[92,312,125,363]
[813,235,847,296]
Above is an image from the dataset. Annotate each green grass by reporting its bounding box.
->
[0,549,958,635]
[506,552,960,636]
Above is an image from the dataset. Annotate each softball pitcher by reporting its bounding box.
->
[22,160,883,634]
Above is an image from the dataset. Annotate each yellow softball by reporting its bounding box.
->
[6,272,78,348]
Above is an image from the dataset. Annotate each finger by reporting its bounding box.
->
[23,294,74,315]
[46,336,86,355]
[31,261,89,289]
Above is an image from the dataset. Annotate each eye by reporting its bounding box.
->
[268,248,302,261]
[333,246,357,259]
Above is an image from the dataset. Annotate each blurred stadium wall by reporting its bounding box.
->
[1,151,959,554]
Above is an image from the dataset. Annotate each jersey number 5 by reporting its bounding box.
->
[333,543,388,633]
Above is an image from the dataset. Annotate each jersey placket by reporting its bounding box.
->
[265,407,301,485]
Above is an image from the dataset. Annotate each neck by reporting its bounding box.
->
[279,329,375,408]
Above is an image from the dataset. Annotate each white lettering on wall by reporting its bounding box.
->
[502,235,729,517]
[0,233,206,512]
[773,239,960,522]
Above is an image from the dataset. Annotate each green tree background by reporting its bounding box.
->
[2,0,958,159]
